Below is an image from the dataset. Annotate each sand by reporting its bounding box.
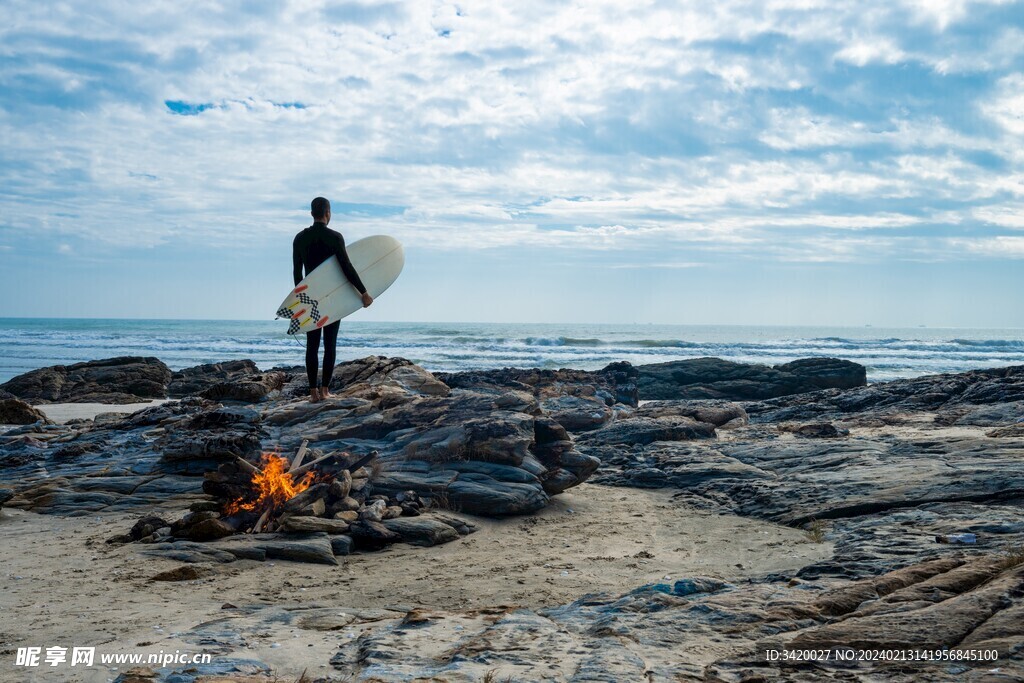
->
[0,483,832,682]
[32,401,170,425]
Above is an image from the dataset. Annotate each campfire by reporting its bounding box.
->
[113,438,463,558]
[211,440,383,534]
[224,449,317,531]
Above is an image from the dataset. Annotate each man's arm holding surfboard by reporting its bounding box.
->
[292,235,305,287]
[335,233,374,308]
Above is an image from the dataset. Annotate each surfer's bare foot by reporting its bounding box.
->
[320,388,332,400]
[309,388,321,403]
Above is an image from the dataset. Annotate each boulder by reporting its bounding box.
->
[540,395,613,432]
[393,410,535,466]
[277,356,450,398]
[437,362,639,407]
[577,416,716,447]
[330,535,354,556]
[444,478,549,516]
[159,405,263,473]
[185,518,235,541]
[635,357,866,401]
[167,360,261,397]
[635,400,748,427]
[348,520,401,550]
[200,371,286,403]
[381,516,463,546]
[778,422,850,438]
[774,357,867,391]
[0,398,51,425]
[211,532,338,564]
[280,516,351,535]
[0,356,171,404]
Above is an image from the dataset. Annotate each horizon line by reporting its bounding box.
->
[0,316,1023,332]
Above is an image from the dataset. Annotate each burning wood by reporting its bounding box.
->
[289,438,309,471]
[223,452,316,517]
[210,444,384,534]
[116,440,473,560]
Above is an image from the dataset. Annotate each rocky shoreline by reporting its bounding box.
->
[1,355,1022,681]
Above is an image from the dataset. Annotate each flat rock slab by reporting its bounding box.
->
[745,364,1024,422]
[139,532,338,565]
[381,516,462,546]
[576,415,716,446]
[636,356,866,401]
[586,434,1024,527]
[308,553,1024,682]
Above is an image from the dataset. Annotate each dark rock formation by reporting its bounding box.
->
[0,356,171,404]
[775,356,869,390]
[5,353,1024,681]
[635,399,748,427]
[0,356,600,520]
[167,360,261,397]
[777,421,850,438]
[307,551,1024,681]
[199,371,286,403]
[262,357,600,515]
[635,356,866,400]
[585,363,1024,584]
[437,361,639,407]
[576,415,716,447]
[159,405,263,475]
[539,395,613,431]
[745,364,1024,423]
[0,398,51,425]
[588,430,1024,527]
[139,532,340,565]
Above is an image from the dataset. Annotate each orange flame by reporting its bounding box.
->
[225,453,315,515]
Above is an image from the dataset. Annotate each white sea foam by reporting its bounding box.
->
[1,319,1022,383]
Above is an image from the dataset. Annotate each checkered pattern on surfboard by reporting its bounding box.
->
[282,292,321,334]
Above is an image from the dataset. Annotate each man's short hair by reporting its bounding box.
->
[311,197,330,219]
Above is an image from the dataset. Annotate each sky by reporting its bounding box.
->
[1,0,1023,327]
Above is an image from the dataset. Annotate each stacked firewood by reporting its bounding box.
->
[201,441,424,536]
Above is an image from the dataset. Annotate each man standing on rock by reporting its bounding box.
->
[293,197,373,403]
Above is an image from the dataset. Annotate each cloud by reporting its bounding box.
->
[0,0,1022,268]
[973,204,1024,228]
[834,38,906,66]
[947,235,1024,256]
[983,73,1024,135]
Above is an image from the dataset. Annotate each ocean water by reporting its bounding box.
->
[0,318,1023,384]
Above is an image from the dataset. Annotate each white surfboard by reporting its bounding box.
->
[276,235,404,335]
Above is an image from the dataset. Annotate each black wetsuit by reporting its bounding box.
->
[292,222,367,390]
